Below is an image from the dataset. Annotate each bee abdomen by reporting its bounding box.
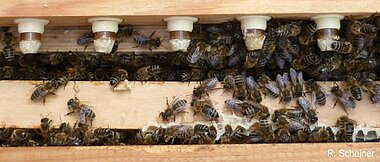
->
[3,45,14,62]
[194,124,209,133]
[202,105,219,119]
[316,91,326,105]
[350,86,362,101]
[133,35,148,47]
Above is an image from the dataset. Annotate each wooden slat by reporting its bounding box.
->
[0,0,378,26]
[0,81,378,129]
[2,26,172,53]
[0,143,379,162]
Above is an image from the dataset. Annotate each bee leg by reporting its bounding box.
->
[173,115,176,122]
[332,100,339,108]
[65,111,76,116]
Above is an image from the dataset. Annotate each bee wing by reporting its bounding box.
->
[205,77,219,89]
[245,76,257,90]
[282,73,290,85]
[289,68,298,84]
[227,43,237,56]
[224,75,236,88]
[311,92,317,109]
[276,74,285,88]
[340,93,356,109]
[170,95,181,106]
[297,96,310,112]
[265,83,281,95]
[297,71,304,84]
[187,47,202,64]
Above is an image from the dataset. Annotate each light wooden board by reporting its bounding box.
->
[0,0,378,26]
[1,26,171,53]
[0,81,378,129]
[0,143,379,162]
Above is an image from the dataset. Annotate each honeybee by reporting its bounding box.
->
[344,75,362,101]
[193,77,219,98]
[159,95,188,121]
[331,83,356,114]
[276,128,292,143]
[365,130,378,142]
[306,109,318,125]
[222,74,236,93]
[66,97,96,125]
[136,65,162,82]
[276,73,292,104]
[94,128,121,145]
[348,17,378,35]
[9,129,31,146]
[258,74,280,98]
[109,69,128,90]
[331,41,353,53]
[233,74,248,100]
[179,69,204,83]
[336,122,354,142]
[240,101,259,119]
[40,112,52,144]
[289,68,304,97]
[133,31,164,51]
[77,33,94,51]
[298,22,317,45]
[31,81,57,104]
[308,126,331,142]
[305,79,327,108]
[243,50,260,69]
[246,76,263,103]
[0,125,13,143]
[2,32,16,62]
[187,41,207,64]
[318,54,342,75]
[355,130,365,142]
[272,23,301,37]
[292,53,321,70]
[191,98,219,120]
[296,96,310,112]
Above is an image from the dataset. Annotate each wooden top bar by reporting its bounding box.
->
[0,0,378,26]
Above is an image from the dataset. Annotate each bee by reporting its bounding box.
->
[318,54,342,75]
[292,53,321,70]
[298,22,317,45]
[191,99,219,120]
[258,74,280,98]
[276,73,292,104]
[118,24,135,37]
[309,126,331,142]
[331,83,356,114]
[233,74,248,100]
[257,103,270,119]
[286,108,304,119]
[227,50,244,67]
[94,128,121,145]
[136,65,162,82]
[2,32,16,62]
[243,50,260,69]
[331,41,353,53]
[9,129,31,146]
[109,69,128,90]
[193,77,218,98]
[159,95,188,121]
[344,75,362,101]
[306,109,318,125]
[246,76,263,103]
[336,122,354,142]
[276,128,292,143]
[194,124,209,134]
[272,23,301,37]
[66,97,96,125]
[31,81,57,104]
[133,31,164,51]
[67,51,84,68]
[40,112,52,135]
[289,68,304,98]
[336,115,357,129]
[209,32,233,45]
[222,74,236,93]
[240,101,259,118]
[305,79,327,107]
[0,125,13,143]
[355,130,365,142]
[365,130,378,142]
[77,33,94,51]
[296,128,311,143]
[187,41,207,64]
[52,75,71,89]
[50,132,68,146]
[348,18,378,35]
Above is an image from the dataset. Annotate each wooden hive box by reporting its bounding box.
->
[0,0,379,161]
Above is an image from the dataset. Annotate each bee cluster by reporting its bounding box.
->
[0,16,380,146]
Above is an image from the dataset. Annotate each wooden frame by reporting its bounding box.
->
[0,143,379,162]
[0,0,378,26]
